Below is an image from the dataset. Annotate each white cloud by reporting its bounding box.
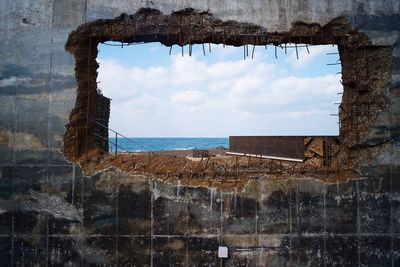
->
[286,45,337,69]
[98,45,342,137]
[171,90,206,103]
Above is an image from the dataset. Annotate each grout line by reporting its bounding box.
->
[84,0,88,24]
[11,167,15,266]
[12,37,20,165]
[45,168,49,267]
[48,0,54,168]
[391,142,395,267]
[80,163,84,266]
[3,233,390,238]
[323,184,326,267]
[356,181,360,267]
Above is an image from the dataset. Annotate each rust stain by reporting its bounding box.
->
[0,130,46,150]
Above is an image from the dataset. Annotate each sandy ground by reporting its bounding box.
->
[135,148,228,161]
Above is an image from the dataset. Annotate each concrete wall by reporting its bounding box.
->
[0,0,399,266]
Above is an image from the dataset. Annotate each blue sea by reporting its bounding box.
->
[109,137,228,152]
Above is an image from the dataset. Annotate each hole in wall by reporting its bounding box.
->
[63,8,392,183]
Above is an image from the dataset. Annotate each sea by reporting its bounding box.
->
[109,137,228,152]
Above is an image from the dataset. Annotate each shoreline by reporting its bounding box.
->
[123,147,228,157]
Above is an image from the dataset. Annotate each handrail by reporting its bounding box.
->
[93,133,133,154]
[92,119,154,154]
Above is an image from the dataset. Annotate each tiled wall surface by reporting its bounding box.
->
[0,0,399,265]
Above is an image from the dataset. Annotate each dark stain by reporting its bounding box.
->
[227,194,257,218]
[187,204,220,235]
[293,191,324,234]
[0,64,76,95]
[188,237,218,251]
[394,238,400,265]
[83,196,117,235]
[13,210,44,235]
[258,189,290,234]
[0,237,12,266]
[354,4,400,31]
[359,191,391,234]
[324,195,358,234]
[187,237,219,266]
[13,151,50,165]
[325,236,358,266]
[48,214,79,235]
[390,124,400,142]
[118,236,151,266]
[14,166,47,194]
[153,237,186,267]
[0,211,12,235]
[365,125,391,146]
[13,237,47,266]
[290,236,325,266]
[118,185,151,219]
[152,196,168,234]
[118,184,151,235]
[48,237,83,266]
[153,195,188,235]
[83,236,116,265]
[0,166,14,199]
[359,236,392,266]
[83,174,117,235]
[265,190,289,209]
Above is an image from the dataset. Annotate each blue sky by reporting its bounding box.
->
[97,42,342,137]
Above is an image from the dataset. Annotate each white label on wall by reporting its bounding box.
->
[218,246,228,258]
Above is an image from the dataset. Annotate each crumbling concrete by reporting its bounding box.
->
[63,9,395,176]
[0,1,399,266]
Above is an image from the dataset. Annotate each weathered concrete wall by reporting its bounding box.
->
[0,0,399,266]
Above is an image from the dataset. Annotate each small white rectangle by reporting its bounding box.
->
[218,246,228,258]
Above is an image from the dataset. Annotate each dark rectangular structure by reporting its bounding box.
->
[229,136,338,160]
[229,136,305,159]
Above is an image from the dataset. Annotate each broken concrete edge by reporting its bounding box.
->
[73,151,364,193]
[65,8,372,50]
[61,8,395,186]
[87,163,366,196]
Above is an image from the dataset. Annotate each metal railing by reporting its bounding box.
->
[92,120,152,155]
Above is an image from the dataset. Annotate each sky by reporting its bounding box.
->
[97,42,342,137]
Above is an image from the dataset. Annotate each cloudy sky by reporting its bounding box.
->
[97,42,342,137]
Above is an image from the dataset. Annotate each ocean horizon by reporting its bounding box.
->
[109,137,229,152]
